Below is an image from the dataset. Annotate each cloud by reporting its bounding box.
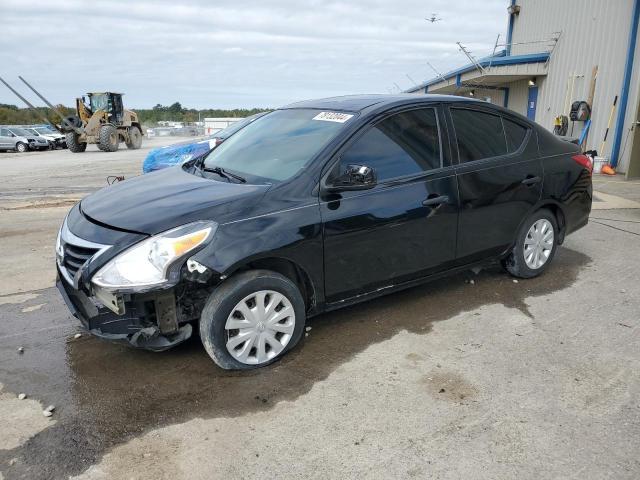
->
[0,0,507,108]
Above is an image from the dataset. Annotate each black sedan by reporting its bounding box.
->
[56,94,592,369]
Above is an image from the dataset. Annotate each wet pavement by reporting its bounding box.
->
[0,248,589,479]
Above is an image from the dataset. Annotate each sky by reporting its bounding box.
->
[0,0,508,109]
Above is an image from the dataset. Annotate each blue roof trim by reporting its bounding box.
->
[407,51,549,93]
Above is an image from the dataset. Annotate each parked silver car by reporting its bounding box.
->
[0,126,49,152]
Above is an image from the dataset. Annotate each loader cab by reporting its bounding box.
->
[88,92,124,124]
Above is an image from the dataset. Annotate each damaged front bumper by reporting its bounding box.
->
[56,269,192,351]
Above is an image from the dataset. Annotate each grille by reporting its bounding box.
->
[62,242,100,279]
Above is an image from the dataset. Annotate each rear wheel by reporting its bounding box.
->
[200,270,306,370]
[15,142,27,153]
[125,126,142,149]
[65,132,87,153]
[98,125,119,152]
[503,209,558,278]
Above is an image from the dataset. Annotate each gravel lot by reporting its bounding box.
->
[0,142,639,479]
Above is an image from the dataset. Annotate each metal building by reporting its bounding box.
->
[407,0,640,177]
[203,117,243,135]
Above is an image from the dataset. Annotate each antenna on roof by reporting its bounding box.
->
[426,62,446,83]
[456,42,485,74]
[405,74,418,87]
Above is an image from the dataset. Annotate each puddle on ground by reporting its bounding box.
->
[0,247,590,479]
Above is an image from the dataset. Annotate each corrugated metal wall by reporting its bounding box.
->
[506,80,530,116]
[510,0,638,171]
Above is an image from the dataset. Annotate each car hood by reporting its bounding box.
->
[80,166,270,235]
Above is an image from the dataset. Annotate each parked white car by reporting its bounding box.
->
[24,126,67,149]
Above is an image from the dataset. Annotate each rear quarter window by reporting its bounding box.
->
[451,108,507,162]
[503,118,528,152]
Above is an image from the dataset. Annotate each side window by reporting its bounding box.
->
[503,117,528,152]
[0,128,7,136]
[451,108,507,162]
[335,108,441,182]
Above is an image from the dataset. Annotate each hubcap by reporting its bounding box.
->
[524,218,554,269]
[225,290,295,365]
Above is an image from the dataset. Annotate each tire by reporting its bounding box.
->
[62,116,83,130]
[502,209,558,279]
[15,142,27,153]
[200,270,306,370]
[125,126,142,149]
[98,124,119,152]
[65,132,87,153]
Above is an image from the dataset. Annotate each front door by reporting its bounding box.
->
[527,86,538,120]
[0,128,11,149]
[320,106,459,303]
[448,106,542,262]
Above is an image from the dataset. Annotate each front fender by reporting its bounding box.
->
[190,203,325,300]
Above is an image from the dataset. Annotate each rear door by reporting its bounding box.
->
[447,105,542,262]
[320,105,459,303]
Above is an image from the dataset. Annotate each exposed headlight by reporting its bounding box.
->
[92,221,216,290]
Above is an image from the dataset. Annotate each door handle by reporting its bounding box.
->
[422,195,449,207]
[521,176,541,186]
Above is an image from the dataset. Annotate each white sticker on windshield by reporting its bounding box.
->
[312,111,354,123]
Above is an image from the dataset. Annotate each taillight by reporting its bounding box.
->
[572,154,593,174]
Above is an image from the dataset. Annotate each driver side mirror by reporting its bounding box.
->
[326,164,377,192]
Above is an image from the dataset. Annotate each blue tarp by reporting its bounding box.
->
[142,138,216,173]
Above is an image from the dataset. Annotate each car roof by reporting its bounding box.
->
[281,94,483,112]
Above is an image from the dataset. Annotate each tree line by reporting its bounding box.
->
[0,102,270,127]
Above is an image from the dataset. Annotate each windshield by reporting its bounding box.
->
[202,109,354,182]
[90,94,110,112]
[10,128,32,136]
[210,112,268,140]
[35,128,54,135]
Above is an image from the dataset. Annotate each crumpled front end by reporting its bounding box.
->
[56,273,192,351]
[55,204,216,351]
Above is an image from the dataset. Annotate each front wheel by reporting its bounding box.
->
[65,132,87,153]
[125,126,142,149]
[502,209,558,279]
[200,270,306,370]
[15,142,27,153]
[98,125,119,152]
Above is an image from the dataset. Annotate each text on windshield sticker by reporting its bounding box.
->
[312,111,354,123]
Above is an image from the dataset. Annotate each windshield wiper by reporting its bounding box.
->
[202,166,246,183]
